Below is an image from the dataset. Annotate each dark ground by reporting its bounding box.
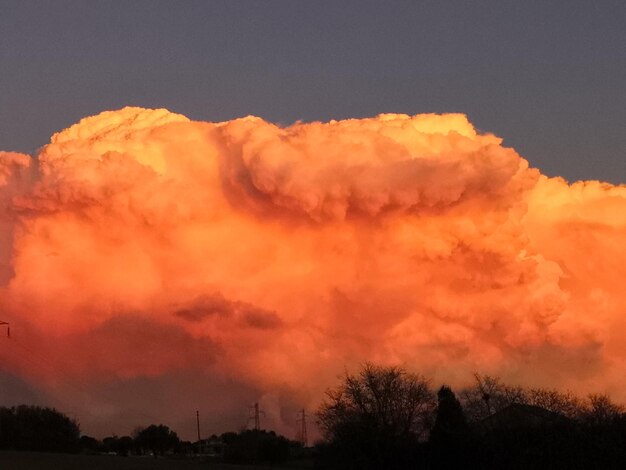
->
[0,451,310,470]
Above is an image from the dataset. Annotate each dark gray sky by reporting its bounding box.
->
[1,0,625,183]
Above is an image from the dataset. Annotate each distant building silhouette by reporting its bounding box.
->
[478,403,570,432]
[194,436,225,457]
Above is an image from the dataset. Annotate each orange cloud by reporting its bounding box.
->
[0,107,624,437]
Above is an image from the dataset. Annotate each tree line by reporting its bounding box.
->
[0,409,183,457]
[84,428,300,463]
[0,405,301,464]
[316,364,626,469]
[2,366,626,468]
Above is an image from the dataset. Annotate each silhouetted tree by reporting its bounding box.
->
[116,435,135,455]
[575,394,626,467]
[431,386,469,438]
[460,378,626,469]
[316,363,435,470]
[101,434,134,456]
[79,435,99,453]
[583,393,624,426]
[0,405,80,453]
[429,386,476,468]
[525,387,584,419]
[133,424,179,457]
[460,374,527,422]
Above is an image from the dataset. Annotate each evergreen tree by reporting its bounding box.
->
[430,386,475,469]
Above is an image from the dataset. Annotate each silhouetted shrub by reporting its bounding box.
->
[222,429,291,464]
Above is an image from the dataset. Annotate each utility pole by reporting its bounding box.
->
[248,402,265,431]
[297,408,308,447]
[196,410,201,442]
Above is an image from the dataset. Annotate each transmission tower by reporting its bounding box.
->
[248,402,265,430]
[297,408,308,447]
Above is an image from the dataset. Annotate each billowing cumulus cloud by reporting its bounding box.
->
[0,107,625,438]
